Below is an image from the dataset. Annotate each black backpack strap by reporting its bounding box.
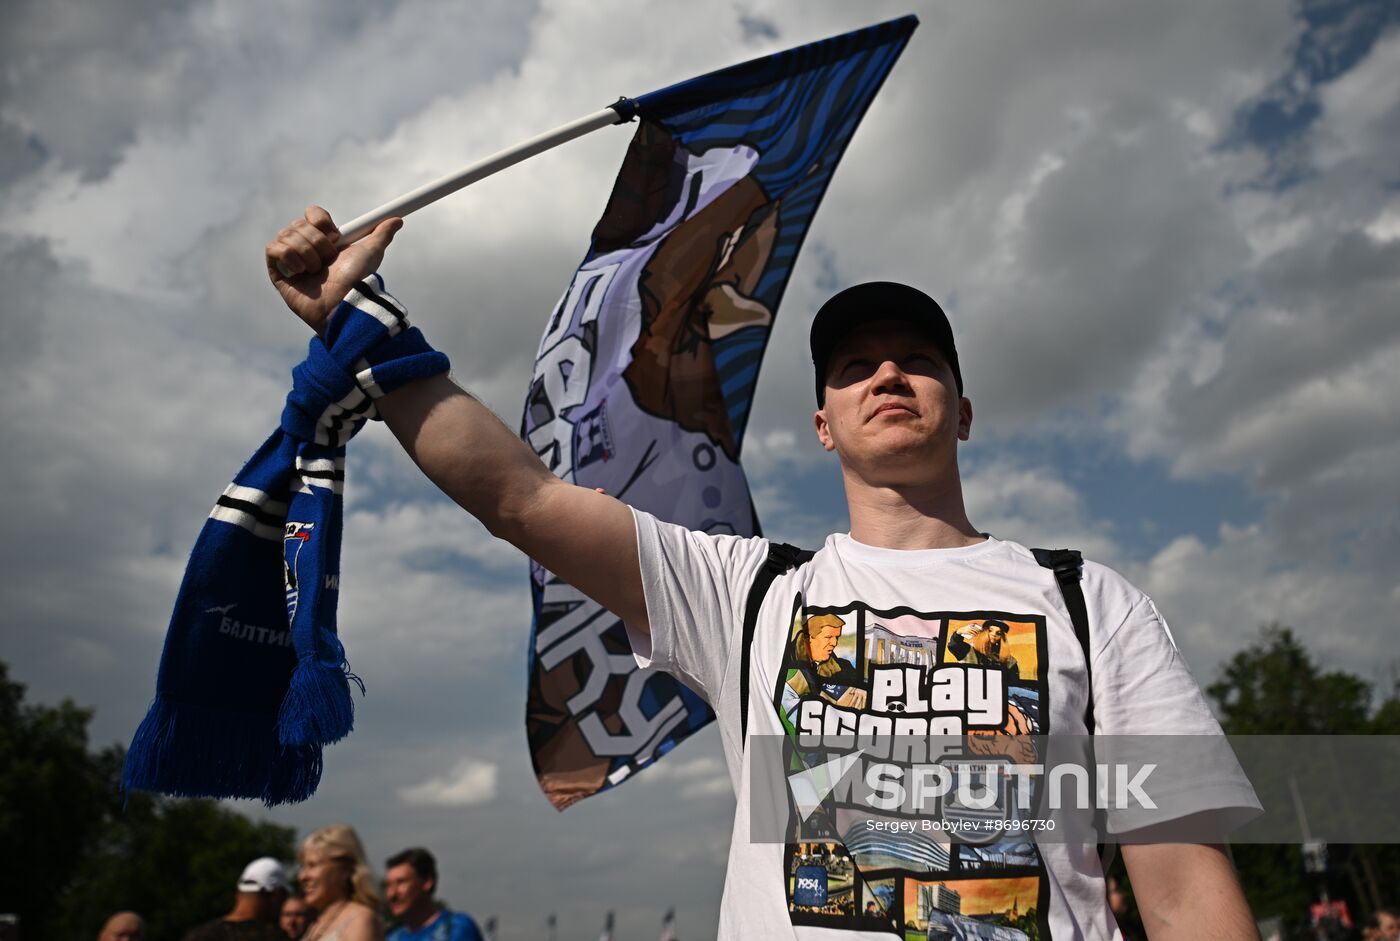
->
[739,542,813,741]
[1033,547,1113,867]
[1032,548,1094,734]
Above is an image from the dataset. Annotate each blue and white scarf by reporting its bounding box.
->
[124,276,447,804]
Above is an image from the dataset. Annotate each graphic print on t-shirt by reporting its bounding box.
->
[773,594,1051,939]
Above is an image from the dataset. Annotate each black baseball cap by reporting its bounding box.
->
[809,281,962,405]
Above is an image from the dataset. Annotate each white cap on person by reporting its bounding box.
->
[237,857,290,893]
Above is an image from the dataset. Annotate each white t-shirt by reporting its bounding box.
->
[626,509,1258,941]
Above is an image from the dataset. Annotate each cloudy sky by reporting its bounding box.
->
[3,0,1397,937]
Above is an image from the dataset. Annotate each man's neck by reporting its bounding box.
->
[405,903,444,932]
[224,895,263,923]
[842,472,982,550]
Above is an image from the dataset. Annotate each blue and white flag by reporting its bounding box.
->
[522,16,917,808]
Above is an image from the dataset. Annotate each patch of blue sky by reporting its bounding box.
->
[1227,0,1397,162]
[752,457,850,542]
[397,544,518,587]
[984,433,1267,559]
[347,443,461,511]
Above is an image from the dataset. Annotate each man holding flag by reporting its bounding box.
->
[265,214,1260,939]
[255,17,1259,941]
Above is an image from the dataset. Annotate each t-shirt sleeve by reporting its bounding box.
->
[1087,565,1261,834]
[1090,576,1219,737]
[624,507,770,704]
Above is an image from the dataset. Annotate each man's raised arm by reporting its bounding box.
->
[265,206,649,633]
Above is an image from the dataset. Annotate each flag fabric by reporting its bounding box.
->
[660,907,676,941]
[522,15,918,809]
[123,278,449,804]
[483,916,498,941]
[600,911,615,941]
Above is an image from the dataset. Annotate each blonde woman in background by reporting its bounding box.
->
[298,825,383,941]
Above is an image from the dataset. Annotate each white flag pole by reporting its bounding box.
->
[333,103,630,246]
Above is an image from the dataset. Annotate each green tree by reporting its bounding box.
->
[1207,624,1380,734]
[0,661,296,941]
[0,662,113,934]
[51,787,297,941]
[1204,626,1400,935]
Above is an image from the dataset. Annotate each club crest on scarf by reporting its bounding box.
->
[284,522,315,622]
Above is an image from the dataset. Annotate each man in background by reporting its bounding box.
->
[278,895,314,940]
[183,857,289,941]
[1376,907,1400,941]
[384,848,482,941]
[1105,875,1145,941]
[98,912,145,941]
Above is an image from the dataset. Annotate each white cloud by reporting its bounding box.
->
[738,427,802,478]
[963,460,1119,562]
[1125,522,1396,678]
[1313,27,1400,171]
[397,757,500,807]
[635,754,733,801]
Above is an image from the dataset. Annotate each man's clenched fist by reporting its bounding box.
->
[265,205,402,335]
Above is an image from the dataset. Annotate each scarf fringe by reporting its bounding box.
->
[264,742,324,805]
[276,657,356,746]
[123,694,324,806]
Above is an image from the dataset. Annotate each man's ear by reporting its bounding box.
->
[957,397,973,441]
[425,875,436,896]
[814,409,836,452]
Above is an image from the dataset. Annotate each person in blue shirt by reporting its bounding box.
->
[383,848,482,941]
